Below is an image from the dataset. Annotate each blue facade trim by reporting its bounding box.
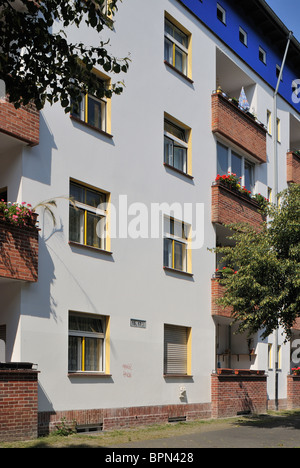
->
[179,0,300,113]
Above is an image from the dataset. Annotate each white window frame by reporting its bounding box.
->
[239,27,247,46]
[217,141,256,194]
[217,3,226,24]
[259,46,267,64]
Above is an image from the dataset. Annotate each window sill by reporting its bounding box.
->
[69,241,113,256]
[163,266,193,277]
[164,374,193,378]
[164,61,194,84]
[70,115,113,139]
[163,163,194,180]
[68,372,112,378]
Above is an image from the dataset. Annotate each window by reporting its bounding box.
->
[277,118,281,142]
[239,27,247,46]
[164,324,191,376]
[164,119,189,174]
[217,142,256,193]
[164,217,190,273]
[68,313,107,373]
[69,181,109,251]
[217,3,226,24]
[71,74,111,135]
[164,17,189,77]
[259,47,266,64]
[268,343,273,369]
[267,110,272,135]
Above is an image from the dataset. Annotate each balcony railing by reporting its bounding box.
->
[211,180,266,230]
[0,97,39,147]
[211,91,267,164]
[0,214,39,282]
[287,150,300,184]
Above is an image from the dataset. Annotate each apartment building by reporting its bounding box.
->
[0,0,300,440]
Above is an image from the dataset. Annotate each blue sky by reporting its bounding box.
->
[265,0,300,41]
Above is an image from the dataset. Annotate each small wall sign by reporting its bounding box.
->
[130,319,146,329]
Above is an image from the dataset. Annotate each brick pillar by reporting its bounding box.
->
[287,375,300,410]
[0,366,39,442]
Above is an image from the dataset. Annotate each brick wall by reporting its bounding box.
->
[211,372,267,419]
[0,368,39,442]
[0,97,39,146]
[0,218,39,282]
[287,151,300,184]
[38,403,212,435]
[211,278,232,318]
[211,182,266,229]
[287,375,300,410]
[211,93,267,164]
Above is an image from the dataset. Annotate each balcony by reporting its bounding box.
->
[211,278,232,318]
[287,151,300,184]
[0,97,39,150]
[0,213,39,282]
[212,91,267,164]
[211,180,266,230]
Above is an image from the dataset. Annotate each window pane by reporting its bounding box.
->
[86,188,106,209]
[175,47,187,74]
[231,152,242,178]
[164,37,173,64]
[86,212,102,249]
[69,314,104,334]
[70,183,85,204]
[164,136,173,165]
[174,241,186,271]
[165,120,186,142]
[217,142,228,175]
[174,27,188,48]
[174,146,187,172]
[164,238,173,268]
[245,161,254,192]
[85,337,102,372]
[69,206,84,244]
[87,96,105,130]
[68,336,81,372]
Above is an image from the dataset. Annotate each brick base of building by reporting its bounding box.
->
[211,372,268,419]
[38,403,212,435]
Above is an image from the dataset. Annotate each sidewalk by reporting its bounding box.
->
[113,413,300,449]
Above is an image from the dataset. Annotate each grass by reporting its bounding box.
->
[1,410,300,448]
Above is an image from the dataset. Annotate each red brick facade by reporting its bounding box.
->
[211,182,266,229]
[0,97,39,147]
[287,151,300,184]
[212,92,267,164]
[211,278,232,318]
[0,368,39,442]
[287,375,300,410]
[0,217,39,282]
[211,372,267,419]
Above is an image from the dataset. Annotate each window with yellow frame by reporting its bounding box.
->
[164,16,191,78]
[163,216,191,273]
[68,312,110,374]
[69,180,109,251]
[71,72,111,135]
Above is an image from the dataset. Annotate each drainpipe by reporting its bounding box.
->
[273,31,293,411]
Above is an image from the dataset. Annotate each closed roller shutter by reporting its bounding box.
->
[164,324,187,375]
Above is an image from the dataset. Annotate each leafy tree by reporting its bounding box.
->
[213,183,300,340]
[0,0,130,111]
